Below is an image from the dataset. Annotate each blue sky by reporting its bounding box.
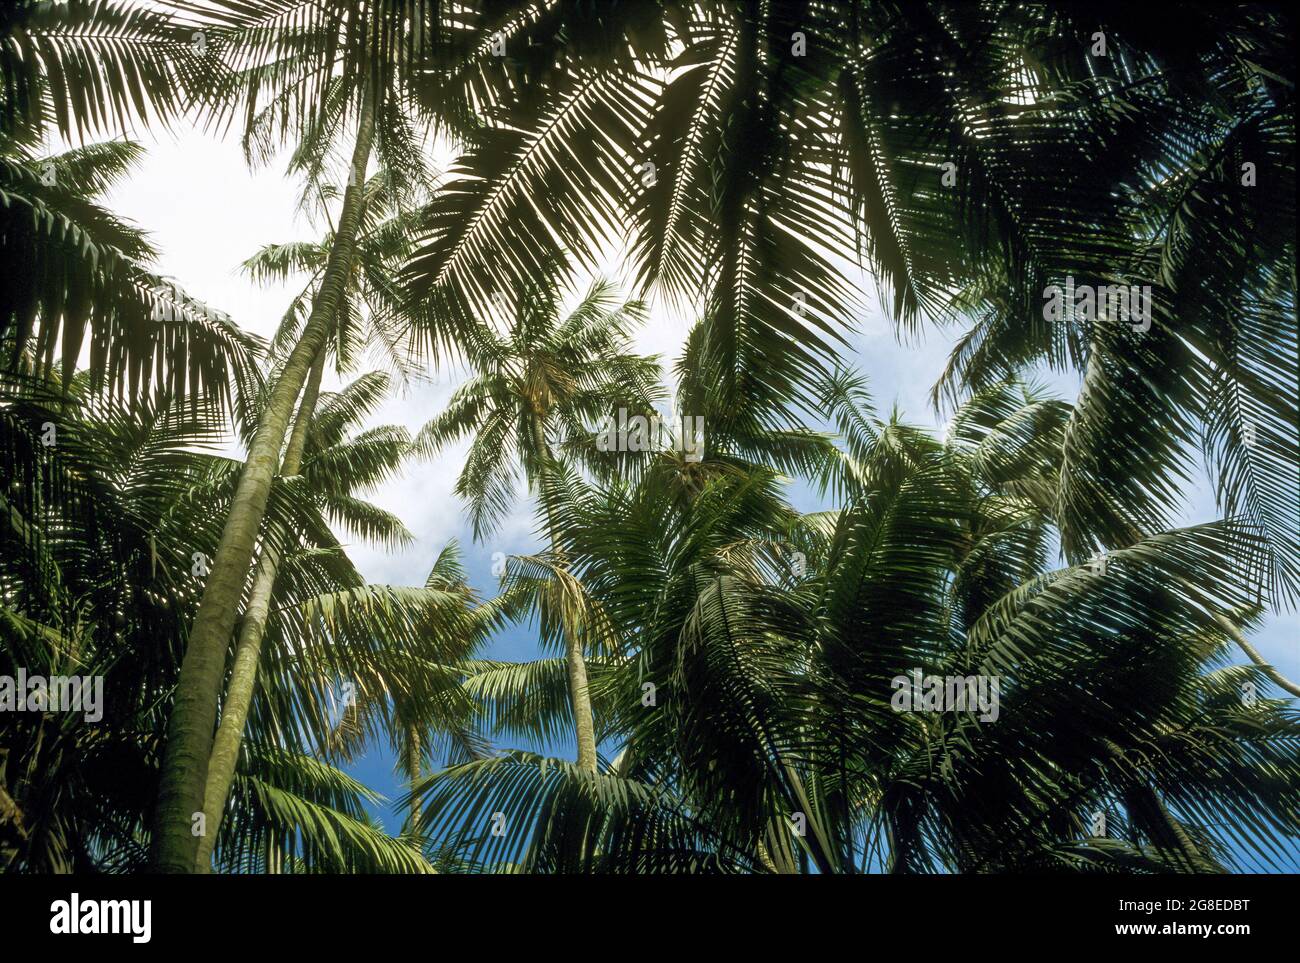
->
[100,124,1298,857]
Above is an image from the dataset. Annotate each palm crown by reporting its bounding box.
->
[416,278,664,539]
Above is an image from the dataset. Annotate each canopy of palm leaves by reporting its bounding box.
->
[417,375,1300,873]
[402,0,1297,604]
[1,2,259,406]
[0,1,1295,875]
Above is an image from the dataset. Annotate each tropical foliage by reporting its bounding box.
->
[1,0,1295,874]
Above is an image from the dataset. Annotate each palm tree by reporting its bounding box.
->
[190,173,441,870]
[0,1,250,404]
[193,370,416,871]
[147,0,456,871]
[1,0,1293,878]
[0,369,427,872]
[920,10,1298,609]
[402,1,1296,630]
[416,279,662,772]
[318,540,495,858]
[413,372,1300,873]
[240,170,433,385]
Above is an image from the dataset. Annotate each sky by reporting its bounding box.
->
[97,122,1299,837]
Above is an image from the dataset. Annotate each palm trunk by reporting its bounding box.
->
[562,614,599,774]
[150,87,377,873]
[1213,612,1300,698]
[405,725,422,841]
[265,834,283,874]
[531,416,598,773]
[1142,785,1219,872]
[192,346,327,873]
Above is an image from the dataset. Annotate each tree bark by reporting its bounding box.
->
[265,834,283,874]
[562,617,599,774]
[192,346,327,873]
[530,416,598,773]
[405,725,422,841]
[150,87,377,873]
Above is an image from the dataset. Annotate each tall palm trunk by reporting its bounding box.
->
[192,346,327,873]
[150,87,377,873]
[405,725,422,841]
[530,416,598,773]
[265,834,283,874]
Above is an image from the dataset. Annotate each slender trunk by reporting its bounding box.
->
[1143,785,1219,872]
[150,87,377,873]
[530,416,598,773]
[193,347,327,873]
[265,834,282,874]
[1213,612,1300,698]
[887,822,906,873]
[562,618,599,774]
[406,725,422,841]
